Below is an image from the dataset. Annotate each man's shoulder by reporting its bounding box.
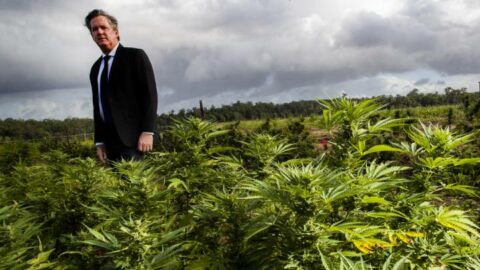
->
[119,46,145,57]
[121,46,143,52]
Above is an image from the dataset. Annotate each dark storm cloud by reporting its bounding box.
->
[1,0,480,119]
[145,2,420,104]
[151,46,270,104]
[423,22,480,75]
[414,78,430,86]
[148,0,445,104]
[0,0,100,93]
[335,0,480,76]
[0,0,32,10]
[336,11,437,52]
[158,0,289,33]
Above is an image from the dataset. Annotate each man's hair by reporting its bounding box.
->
[84,9,118,32]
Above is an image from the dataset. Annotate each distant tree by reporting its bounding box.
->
[447,108,453,126]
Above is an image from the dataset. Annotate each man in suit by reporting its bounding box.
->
[85,9,158,163]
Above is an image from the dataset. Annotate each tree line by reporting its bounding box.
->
[1,87,479,141]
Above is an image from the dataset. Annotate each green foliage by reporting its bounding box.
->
[0,98,479,269]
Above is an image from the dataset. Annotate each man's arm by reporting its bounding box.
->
[90,60,108,160]
[96,144,107,163]
[135,49,158,152]
[138,132,154,152]
[135,49,158,132]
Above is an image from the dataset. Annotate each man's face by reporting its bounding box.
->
[90,16,119,53]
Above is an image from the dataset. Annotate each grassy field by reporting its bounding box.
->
[218,104,463,133]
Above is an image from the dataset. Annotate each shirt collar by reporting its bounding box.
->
[102,42,120,58]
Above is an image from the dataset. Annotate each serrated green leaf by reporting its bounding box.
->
[85,226,106,242]
[453,158,480,166]
[207,146,237,155]
[206,130,230,139]
[362,145,402,156]
[366,211,408,220]
[167,178,189,192]
[443,184,478,197]
[26,249,54,266]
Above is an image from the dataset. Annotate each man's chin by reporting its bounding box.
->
[97,44,112,52]
[96,42,107,47]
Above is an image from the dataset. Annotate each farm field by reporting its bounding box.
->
[1,98,479,269]
[219,104,463,130]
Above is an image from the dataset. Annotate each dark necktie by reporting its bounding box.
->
[100,55,113,124]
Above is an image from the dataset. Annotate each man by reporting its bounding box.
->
[85,9,158,163]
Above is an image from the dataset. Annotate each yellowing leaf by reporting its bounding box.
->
[361,196,391,206]
[353,240,373,254]
[352,238,393,254]
[395,233,411,244]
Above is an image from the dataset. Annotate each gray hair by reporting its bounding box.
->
[84,9,118,32]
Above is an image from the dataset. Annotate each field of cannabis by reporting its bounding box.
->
[1,98,480,269]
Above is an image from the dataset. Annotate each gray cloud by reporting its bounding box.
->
[1,0,480,119]
[414,78,430,86]
[0,0,99,93]
[0,87,91,119]
[335,11,437,52]
[333,0,480,77]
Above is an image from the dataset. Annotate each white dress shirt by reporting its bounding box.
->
[97,42,120,122]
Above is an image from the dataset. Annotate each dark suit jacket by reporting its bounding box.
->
[90,44,158,148]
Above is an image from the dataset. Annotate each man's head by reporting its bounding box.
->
[85,9,120,54]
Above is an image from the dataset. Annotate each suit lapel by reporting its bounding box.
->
[91,57,102,96]
[109,44,124,90]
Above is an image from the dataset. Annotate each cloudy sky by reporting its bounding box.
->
[1,0,479,119]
